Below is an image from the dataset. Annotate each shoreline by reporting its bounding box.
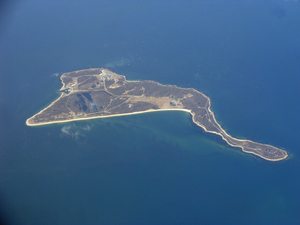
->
[189,103,288,162]
[26,108,192,126]
[26,68,288,162]
[26,107,287,162]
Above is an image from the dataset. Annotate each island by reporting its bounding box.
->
[26,68,288,161]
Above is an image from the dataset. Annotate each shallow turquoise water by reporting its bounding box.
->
[1,1,300,224]
[2,110,300,224]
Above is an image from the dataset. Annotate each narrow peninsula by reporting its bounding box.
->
[26,68,288,161]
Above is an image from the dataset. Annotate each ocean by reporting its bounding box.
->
[1,0,300,224]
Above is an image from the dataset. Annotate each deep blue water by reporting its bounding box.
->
[1,1,300,224]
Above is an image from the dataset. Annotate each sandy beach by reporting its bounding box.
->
[26,108,191,126]
[25,68,288,161]
[26,105,287,161]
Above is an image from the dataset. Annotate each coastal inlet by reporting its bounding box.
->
[26,68,288,161]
